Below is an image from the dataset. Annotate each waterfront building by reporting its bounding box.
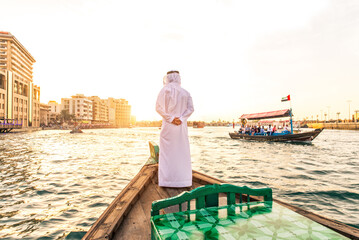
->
[40,103,50,126]
[88,96,109,124]
[61,94,93,123]
[48,100,61,114]
[106,98,131,127]
[0,31,40,127]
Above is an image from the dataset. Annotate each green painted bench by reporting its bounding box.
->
[151,184,273,240]
[150,184,348,239]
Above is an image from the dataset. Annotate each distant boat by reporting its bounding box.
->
[193,121,205,128]
[229,109,323,143]
[70,128,83,134]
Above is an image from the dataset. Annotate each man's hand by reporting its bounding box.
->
[172,117,182,125]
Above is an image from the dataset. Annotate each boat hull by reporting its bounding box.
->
[229,128,323,142]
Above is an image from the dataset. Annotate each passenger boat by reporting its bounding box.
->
[82,142,359,240]
[229,109,323,143]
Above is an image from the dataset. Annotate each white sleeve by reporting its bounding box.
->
[179,94,194,122]
[156,89,175,123]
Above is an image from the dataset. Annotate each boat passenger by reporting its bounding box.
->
[260,126,265,134]
[267,124,273,135]
[273,125,277,133]
[156,70,194,187]
[245,126,250,135]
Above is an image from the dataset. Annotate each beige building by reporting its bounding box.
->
[88,96,109,124]
[40,103,50,126]
[48,100,61,114]
[0,31,40,127]
[106,98,131,127]
[61,94,93,123]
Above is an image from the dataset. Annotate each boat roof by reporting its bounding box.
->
[241,109,291,120]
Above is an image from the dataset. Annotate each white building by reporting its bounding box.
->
[48,100,61,114]
[61,94,93,122]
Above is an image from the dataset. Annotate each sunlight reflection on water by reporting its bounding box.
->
[0,127,358,239]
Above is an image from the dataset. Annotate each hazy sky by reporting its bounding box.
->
[1,0,358,121]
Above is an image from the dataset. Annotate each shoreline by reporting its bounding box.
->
[307,122,359,130]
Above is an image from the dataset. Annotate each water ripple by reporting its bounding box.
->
[0,128,358,239]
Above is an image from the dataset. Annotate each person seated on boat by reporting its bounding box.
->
[267,124,273,135]
[245,126,250,135]
[283,125,290,133]
[256,126,260,133]
[272,125,277,133]
[251,126,255,135]
[260,126,265,134]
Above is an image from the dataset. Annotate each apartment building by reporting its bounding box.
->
[0,31,40,127]
[48,100,61,114]
[61,94,93,122]
[106,98,131,127]
[88,96,109,124]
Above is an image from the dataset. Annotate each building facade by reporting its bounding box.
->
[106,97,131,127]
[88,96,109,124]
[0,31,40,127]
[61,94,93,123]
[48,100,61,114]
[40,103,50,126]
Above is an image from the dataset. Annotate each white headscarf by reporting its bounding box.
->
[163,72,181,86]
[163,71,182,112]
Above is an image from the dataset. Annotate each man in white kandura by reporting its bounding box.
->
[156,70,194,187]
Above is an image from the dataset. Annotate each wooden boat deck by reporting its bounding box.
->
[83,164,359,240]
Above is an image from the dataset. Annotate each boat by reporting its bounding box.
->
[229,109,323,143]
[70,127,83,134]
[82,142,359,240]
[193,121,205,128]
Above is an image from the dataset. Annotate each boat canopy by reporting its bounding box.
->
[240,109,291,120]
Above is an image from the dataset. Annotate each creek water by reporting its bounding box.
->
[0,127,358,239]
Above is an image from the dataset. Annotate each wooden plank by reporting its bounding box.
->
[83,164,157,240]
[113,198,149,240]
[114,180,164,240]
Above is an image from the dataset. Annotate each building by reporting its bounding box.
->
[0,31,40,127]
[40,103,50,126]
[116,99,131,127]
[88,96,109,124]
[106,97,131,127]
[61,94,93,123]
[48,100,61,114]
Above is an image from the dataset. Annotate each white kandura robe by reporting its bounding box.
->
[156,84,194,187]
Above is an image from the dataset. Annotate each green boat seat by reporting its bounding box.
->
[150,184,348,240]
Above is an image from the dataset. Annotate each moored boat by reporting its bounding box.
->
[82,142,359,240]
[193,121,205,128]
[230,109,323,143]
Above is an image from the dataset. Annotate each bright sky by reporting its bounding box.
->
[1,0,358,121]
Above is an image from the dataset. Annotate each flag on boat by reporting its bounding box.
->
[281,95,291,102]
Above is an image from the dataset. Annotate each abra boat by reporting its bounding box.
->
[82,142,358,240]
[229,109,323,143]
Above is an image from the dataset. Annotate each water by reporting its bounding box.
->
[0,127,358,239]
